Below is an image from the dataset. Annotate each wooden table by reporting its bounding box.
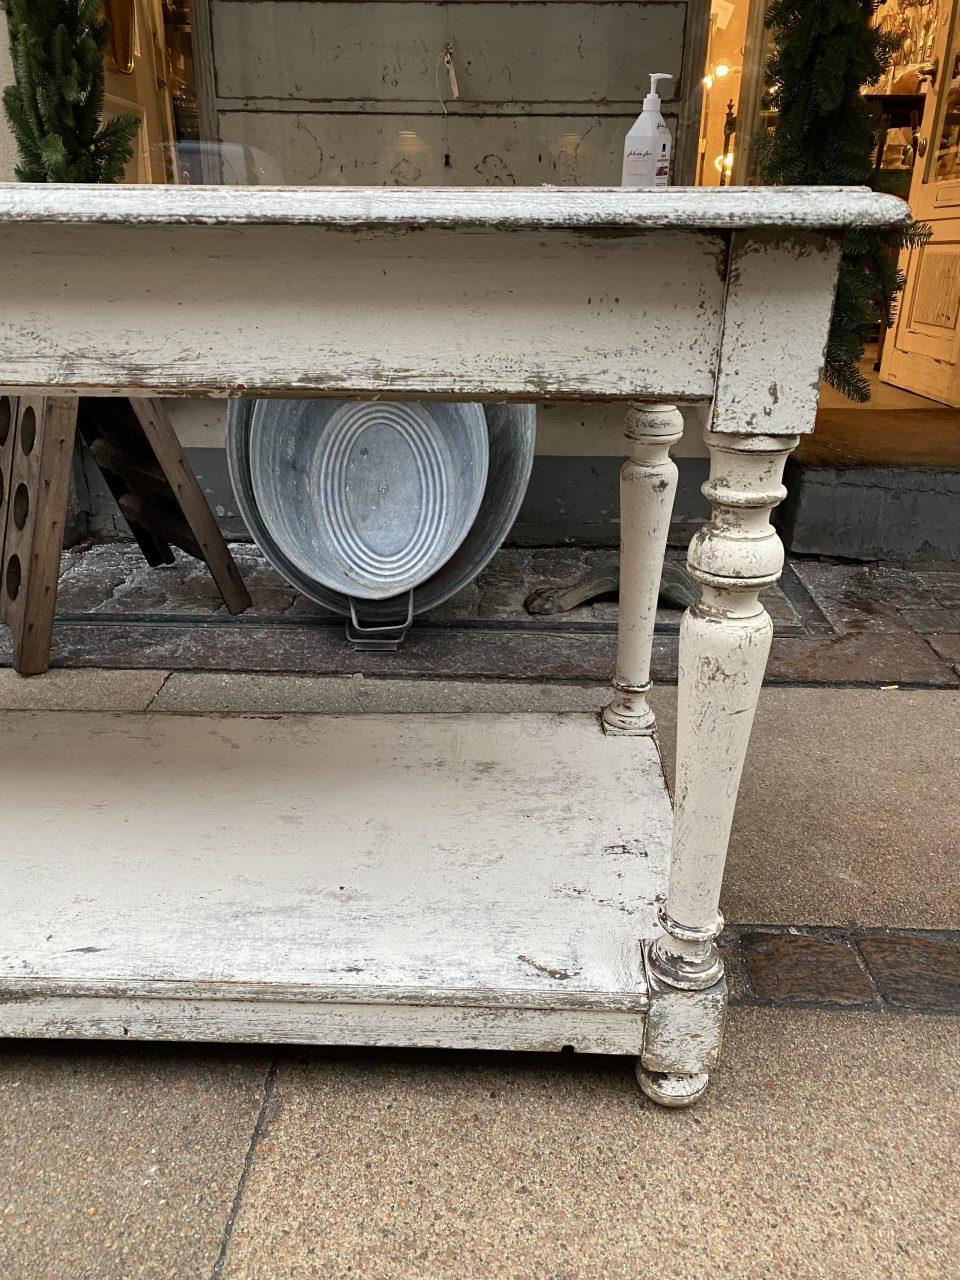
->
[0,184,908,1107]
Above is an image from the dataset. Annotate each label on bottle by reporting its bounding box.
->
[622,143,655,188]
[654,141,670,187]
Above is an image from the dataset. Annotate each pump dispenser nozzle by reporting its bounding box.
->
[644,72,673,110]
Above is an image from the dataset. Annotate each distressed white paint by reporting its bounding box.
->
[0,182,909,229]
[0,995,647,1054]
[0,711,669,1051]
[0,183,910,1104]
[0,185,906,402]
[602,404,683,735]
[0,221,725,399]
[649,430,798,991]
[640,954,725,1074]
[712,230,844,435]
[213,0,686,107]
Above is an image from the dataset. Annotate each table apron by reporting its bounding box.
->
[0,222,730,402]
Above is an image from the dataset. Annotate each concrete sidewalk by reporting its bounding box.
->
[1,1010,956,1279]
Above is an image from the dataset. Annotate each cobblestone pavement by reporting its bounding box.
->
[3,540,958,685]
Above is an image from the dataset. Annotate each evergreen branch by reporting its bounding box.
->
[2,0,141,184]
[758,0,913,403]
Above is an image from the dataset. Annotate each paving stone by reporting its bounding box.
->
[928,633,960,662]
[863,564,940,607]
[738,931,875,1006]
[53,542,801,633]
[791,560,914,633]
[56,544,130,613]
[716,932,751,1004]
[7,618,950,685]
[418,577,481,621]
[858,934,960,1010]
[218,1010,960,1280]
[653,688,960,929]
[0,1041,271,1280]
[764,630,956,685]
[924,569,960,608]
[898,605,960,634]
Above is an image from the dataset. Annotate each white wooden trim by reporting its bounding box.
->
[0,996,647,1055]
[649,430,797,990]
[0,182,909,229]
[602,403,683,734]
[0,183,911,1103]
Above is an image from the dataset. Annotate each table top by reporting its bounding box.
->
[0,183,910,232]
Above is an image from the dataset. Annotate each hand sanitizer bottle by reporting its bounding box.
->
[621,73,673,188]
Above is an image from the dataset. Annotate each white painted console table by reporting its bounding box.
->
[0,184,907,1106]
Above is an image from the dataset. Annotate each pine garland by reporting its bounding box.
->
[3,0,140,183]
[757,0,928,402]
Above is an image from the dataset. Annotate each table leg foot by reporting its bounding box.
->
[601,683,656,736]
[635,1064,710,1108]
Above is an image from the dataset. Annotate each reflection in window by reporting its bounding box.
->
[935,38,960,179]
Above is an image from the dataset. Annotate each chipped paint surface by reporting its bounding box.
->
[0,711,667,1052]
[641,951,726,1074]
[603,404,684,736]
[712,231,843,436]
[0,186,904,402]
[0,183,911,1102]
[0,182,908,230]
[0,219,726,400]
[650,430,798,1006]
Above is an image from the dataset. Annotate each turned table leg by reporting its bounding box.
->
[637,429,798,1106]
[602,403,683,736]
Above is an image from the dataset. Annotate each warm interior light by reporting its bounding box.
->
[713,151,735,174]
[703,73,714,90]
[714,61,731,78]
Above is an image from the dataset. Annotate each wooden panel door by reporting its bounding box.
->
[202,0,710,184]
[881,0,960,405]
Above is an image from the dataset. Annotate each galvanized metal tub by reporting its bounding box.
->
[246,399,488,601]
[227,400,536,621]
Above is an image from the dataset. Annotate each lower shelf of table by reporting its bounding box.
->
[0,710,672,1054]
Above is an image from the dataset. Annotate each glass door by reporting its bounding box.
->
[881,0,960,404]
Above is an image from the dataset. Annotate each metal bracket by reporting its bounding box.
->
[345,591,415,651]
